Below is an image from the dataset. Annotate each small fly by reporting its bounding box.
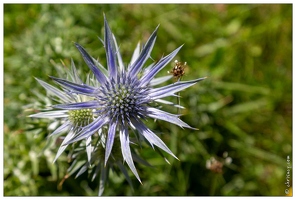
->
[168,60,187,114]
[169,60,186,81]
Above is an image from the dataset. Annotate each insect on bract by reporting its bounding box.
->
[168,60,187,81]
[168,60,188,114]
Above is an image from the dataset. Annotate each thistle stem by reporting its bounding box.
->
[177,76,183,114]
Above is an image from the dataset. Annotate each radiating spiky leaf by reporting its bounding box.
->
[150,77,207,100]
[119,126,141,183]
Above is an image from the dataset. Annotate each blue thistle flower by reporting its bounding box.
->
[30,16,206,194]
[49,16,206,182]
[29,60,98,163]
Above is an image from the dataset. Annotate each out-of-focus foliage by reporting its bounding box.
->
[4,4,292,196]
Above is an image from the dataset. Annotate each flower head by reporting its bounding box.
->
[48,16,206,182]
[30,16,206,194]
[29,60,98,162]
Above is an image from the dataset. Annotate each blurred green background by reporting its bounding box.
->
[4,4,292,196]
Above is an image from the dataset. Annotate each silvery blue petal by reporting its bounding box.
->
[150,75,173,86]
[29,110,68,118]
[53,100,100,110]
[70,59,83,84]
[93,58,108,76]
[75,43,107,84]
[50,121,71,136]
[150,77,207,100]
[154,99,185,109]
[142,63,154,76]
[75,163,88,178]
[112,34,124,72]
[35,78,72,103]
[104,120,117,166]
[91,161,102,181]
[98,163,107,196]
[131,118,178,160]
[53,129,75,163]
[146,107,196,129]
[48,121,60,132]
[104,16,117,78]
[119,125,141,183]
[66,117,109,144]
[129,42,141,66]
[86,136,92,163]
[128,26,159,78]
[50,76,97,96]
[140,45,183,86]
